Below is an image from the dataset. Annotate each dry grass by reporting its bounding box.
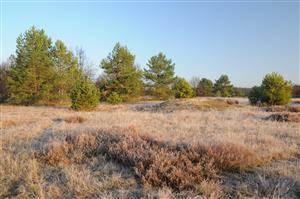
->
[0,119,17,129]
[64,116,87,123]
[1,98,300,198]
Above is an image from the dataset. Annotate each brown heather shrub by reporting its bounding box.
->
[40,140,71,165]
[266,113,300,123]
[64,116,87,123]
[39,131,98,165]
[289,106,300,113]
[38,128,262,192]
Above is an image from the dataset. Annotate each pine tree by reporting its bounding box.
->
[143,53,175,99]
[8,26,55,105]
[213,75,234,97]
[100,43,142,102]
[196,78,214,96]
[51,40,83,102]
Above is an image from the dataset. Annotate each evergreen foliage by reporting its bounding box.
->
[100,43,143,102]
[195,78,214,96]
[70,79,100,111]
[213,75,234,97]
[51,40,84,102]
[7,26,55,105]
[143,53,175,99]
[107,92,122,105]
[172,77,193,98]
[249,72,293,105]
[248,86,263,105]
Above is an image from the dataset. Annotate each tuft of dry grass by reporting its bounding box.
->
[64,116,87,123]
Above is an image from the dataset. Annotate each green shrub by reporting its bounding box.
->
[248,73,293,106]
[248,86,263,105]
[172,77,193,98]
[70,79,100,111]
[107,92,122,105]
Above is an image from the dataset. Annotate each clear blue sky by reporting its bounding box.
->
[2,1,299,87]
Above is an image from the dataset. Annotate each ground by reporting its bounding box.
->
[0,98,299,199]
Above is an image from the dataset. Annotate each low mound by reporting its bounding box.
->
[137,98,240,112]
[266,113,300,123]
[37,127,262,191]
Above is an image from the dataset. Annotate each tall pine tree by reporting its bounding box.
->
[100,43,142,101]
[8,26,55,104]
[51,40,84,102]
[143,53,175,99]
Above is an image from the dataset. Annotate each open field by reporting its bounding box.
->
[1,98,300,198]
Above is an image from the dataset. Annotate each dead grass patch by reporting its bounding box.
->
[64,116,87,123]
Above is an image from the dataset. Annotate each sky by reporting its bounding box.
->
[1,0,299,87]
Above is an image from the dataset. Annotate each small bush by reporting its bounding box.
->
[106,92,122,105]
[70,79,100,111]
[249,73,293,106]
[249,86,263,105]
[172,77,193,98]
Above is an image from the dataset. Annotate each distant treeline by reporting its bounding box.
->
[0,26,297,109]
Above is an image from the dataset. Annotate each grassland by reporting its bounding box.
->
[1,98,300,198]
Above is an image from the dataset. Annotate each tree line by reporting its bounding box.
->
[0,26,296,110]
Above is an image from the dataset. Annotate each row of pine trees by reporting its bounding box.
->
[1,26,244,109]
